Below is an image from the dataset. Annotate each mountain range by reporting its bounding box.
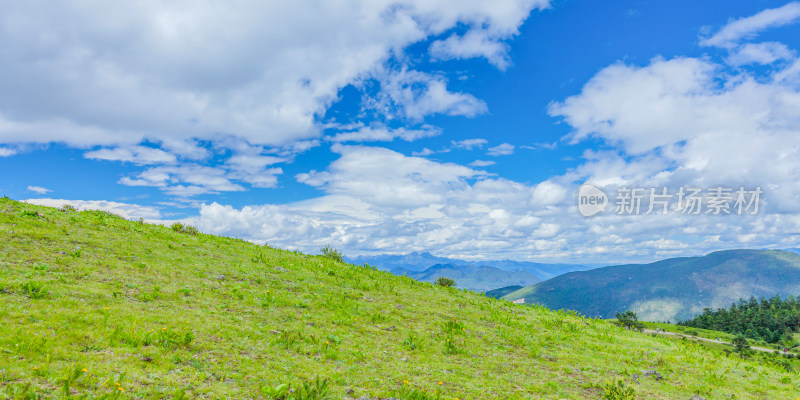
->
[348,251,596,284]
[504,249,800,322]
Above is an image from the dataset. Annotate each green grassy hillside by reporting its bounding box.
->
[1,198,798,399]
[504,250,800,322]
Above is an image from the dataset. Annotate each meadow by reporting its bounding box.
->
[0,197,797,399]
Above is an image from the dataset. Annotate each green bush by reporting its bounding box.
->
[391,384,442,400]
[264,377,330,400]
[320,245,343,262]
[434,277,456,288]
[602,379,635,400]
[20,281,48,299]
[171,223,198,235]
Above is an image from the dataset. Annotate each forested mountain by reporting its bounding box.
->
[681,295,800,343]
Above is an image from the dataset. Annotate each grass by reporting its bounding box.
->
[634,321,800,373]
[0,197,798,398]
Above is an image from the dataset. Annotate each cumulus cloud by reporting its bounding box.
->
[548,55,800,206]
[430,30,512,69]
[726,42,795,65]
[427,1,546,69]
[186,145,577,259]
[367,69,488,121]
[328,124,440,143]
[183,143,800,263]
[0,1,548,200]
[0,1,544,150]
[700,2,800,48]
[119,164,247,196]
[526,3,800,262]
[487,143,515,156]
[469,160,496,167]
[452,138,488,150]
[24,198,162,220]
[84,146,178,165]
[27,186,52,194]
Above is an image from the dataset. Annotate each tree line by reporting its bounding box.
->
[680,295,800,344]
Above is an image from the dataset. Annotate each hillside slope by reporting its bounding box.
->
[0,198,796,399]
[392,264,539,292]
[504,249,800,322]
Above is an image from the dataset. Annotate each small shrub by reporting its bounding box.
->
[403,333,419,351]
[602,379,635,400]
[434,277,456,288]
[320,245,343,262]
[60,204,77,213]
[442,319,465,334]
[20,281,48,299]
[20,209,41,218]
[58,365,86,396]
[391,383,442,400]
[171,223,198,235]
[264,377,330,400]
[443,336,458,355]
[143,328,194,350]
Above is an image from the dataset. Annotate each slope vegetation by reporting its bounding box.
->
[0,198,796,399]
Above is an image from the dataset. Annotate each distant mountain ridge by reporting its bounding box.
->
[485,285,524,299]
[393,264,540,292]
[504,249,800,322]
[347,251,595,281]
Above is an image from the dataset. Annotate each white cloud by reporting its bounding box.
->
[427,0,547,69]
[521,142,557,151]
[726,42,795,65]
[296,145,484,208]
[24,198,162,220]
[27,186,52,194]
[487,143,515,156]
[0,1,543,150]
[452,138,488,150]
[367,69,488,121]
[700,2,800,48]
[119,164,247,196]
[465,7,800,262]
[548,56,800,200]
[185,146,580,259]
[469,160,495,167]
[328,124,440,143]
[531,181,566,206]
[84,146,178,165]
[0,147,16,157]
[430,30,512,70]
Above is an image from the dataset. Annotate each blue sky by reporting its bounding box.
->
[3,1,800,263]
